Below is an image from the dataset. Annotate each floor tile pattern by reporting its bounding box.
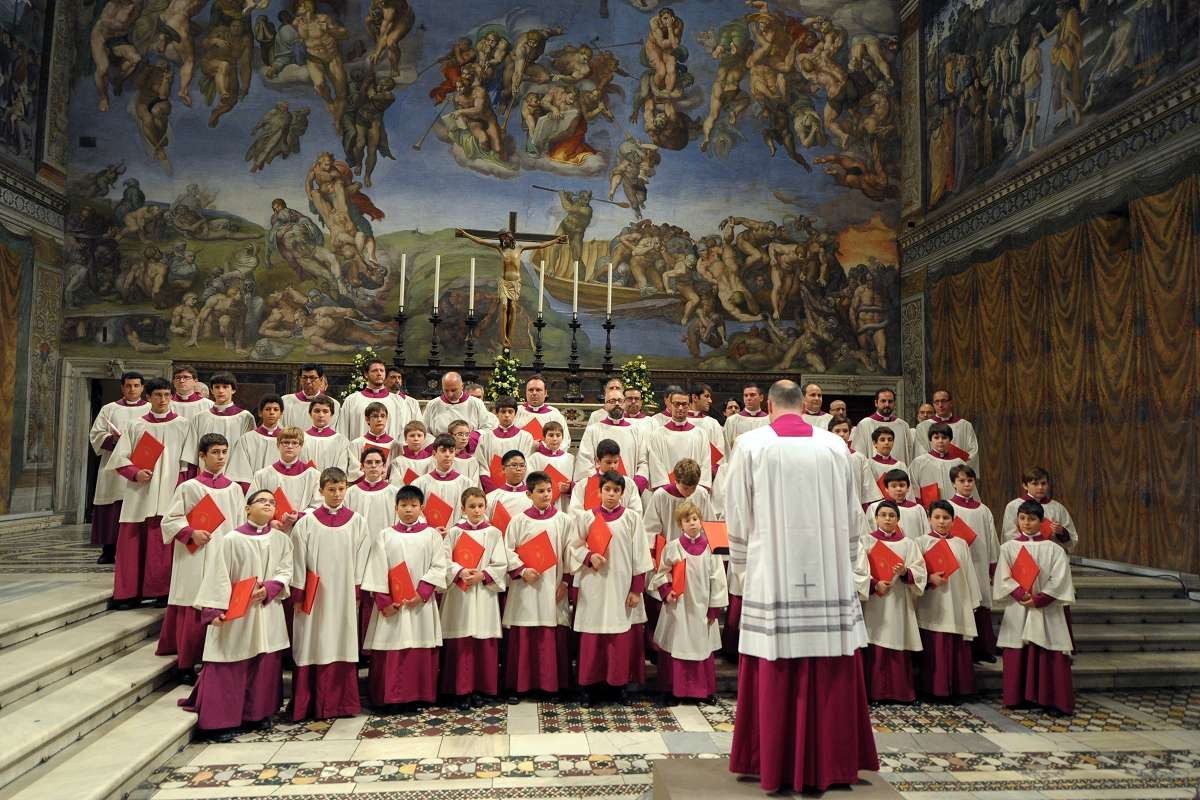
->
[986,694,1152,733]
[536,699,681,733]
[361,705,509,738]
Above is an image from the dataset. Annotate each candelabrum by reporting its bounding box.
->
[424,308,443,397]
[602,314,615,374]
[565,313,583,402]
[463,311,479,384]
[532,313,547,373]
[392,304,408,370]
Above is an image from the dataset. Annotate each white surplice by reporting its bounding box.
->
[190,405,255,452]
[514,403,572,451]
[339,389,412,442]
[441,522,507,639]
[475,427,536,480]
[567,507,652,634]
[299,427,353,473]
[347,433,402,482]
[567,470,643,515]
[907,451,966,504]
[503,507,573,628]
[993,537,1075,654]
[345,479,398,536]
[171,394,214,420]
[914,533,981,639]
[160,476,246,606]
[248,462,321,512]
[949,496,1001,609]
[282,392,341,432]
[412,470,474,527]
[854,533,926,651]
[642,485,715,543]
[226,427,280,485]
[363,522,447,650]
[573,419,649,488]
[110,414,194,522]
[423,394,493,435]
[90,399,149,506]
[723,410,770,453]
[852,415,912,464]
[646,422,712,489]
[1001,496,1079,552]
[648,534,728,661]
[864,499,929,542]
[912,416,980,470]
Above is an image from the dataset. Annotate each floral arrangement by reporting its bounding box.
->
[486,350,522,401]
[620,355,657,412]
[340,346,383,400]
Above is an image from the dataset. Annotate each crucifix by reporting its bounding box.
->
[455,211,565,349]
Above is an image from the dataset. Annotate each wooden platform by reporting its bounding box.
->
[652,758,901,799]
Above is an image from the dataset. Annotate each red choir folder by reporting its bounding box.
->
[875,473,888,497]
[710,443,722,471]
[868,541,905,583]
[919,483,941,508]
[516,531,558,574]
[1039,518,1056,540]
[306,459,317,469]
[185,494,227,554]
[489,454,505,487]
[388,562,417,604]
[667,470,676,487]
[272,487,294,523]
[401,467,419,485]
[652,533,667,569]
[671,559,687,596]
[424,492,453,528]
[130,431,165,472]
[947,443,970,461]
[586,513,613,557]
[583,474,601,510]
[950,516,978,546]
[616,457,628,476]
[544,465,569,504]
[703,521,729,552]
[224,576,259,621]
[452,533,486,591]
[491,502,512,533]
[923,538,960,580]
[522,418,544,441]
[1012,547,1041,594]
[301,570,319,614]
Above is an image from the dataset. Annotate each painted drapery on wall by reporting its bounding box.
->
[928,174,1199,575]
[923,0,1199,211]
[63,0,903,373]
[0,0,53,172]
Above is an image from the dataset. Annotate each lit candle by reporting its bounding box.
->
[398,253,406,311]
[538,261,546,315]
[433,254,441,312]
[468,257,476,314]
[606,262,613,316]
[572,260,579,316]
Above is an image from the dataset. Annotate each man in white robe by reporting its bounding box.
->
[340,358,412,441]
[514,375,573,451]
[89,371,148,563]
[424,371,494,435]
[852,388,912,463]
[575,386,650,494]
[723,384,769,452]
[386,367,423,421]
[586,377,627,426]
[622,386,656,429]
[726,380,877,793]
[911,390,980,470]
[282,364,342,431]
[646,388,712,490]
[800,382,834,430]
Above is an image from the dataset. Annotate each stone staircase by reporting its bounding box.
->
[0,581,194,800]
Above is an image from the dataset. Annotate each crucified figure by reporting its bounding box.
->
[455,229,566,348]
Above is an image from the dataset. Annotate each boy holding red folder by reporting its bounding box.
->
[184,489,293,733]
[159,433,246,681]
[109,377,195,609]
[485,450,533,521]
[525,421,574,512]
[568,471,653,703]
[502,470,575,699]
[247,427,320,516]
[907,423,966,509]
[440,487,508,708]
[993,500,1076,714]
[363,485,447,709]
[648,500,727,702]
[915,500,982,699]
[475,397,536,492]
[948,465,1002,662]
[854,500,926,702]
[1001,467,1079,551]
[864,469,929,541]
[412,434,474,534]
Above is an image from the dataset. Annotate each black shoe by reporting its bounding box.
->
[470,693,490,708]
[153,597,169,608]
[96,546,116,565]
[456,698,472,711]
[107,598,138,611]
[506,694,521,705]
[178,668,197,686]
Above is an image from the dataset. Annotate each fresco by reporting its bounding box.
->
[64,0,903,373]
[0,0,51,172]
[923,0,1200,211]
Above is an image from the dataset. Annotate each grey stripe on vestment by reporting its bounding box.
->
[742,598,859,609]
[741,621,863,634]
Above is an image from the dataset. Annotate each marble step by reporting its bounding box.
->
[0,579,113,650]
[0,640,175,791]
[991,598,1200,625]
[4,686,194,800]
[976,651,1200,691]
[1071,623,1200,653]
[0,608,163,710]
[1071,574,1184,600]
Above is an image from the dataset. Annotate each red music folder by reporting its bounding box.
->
[1039,518,1056,540]
[130,431,165,472]
[515,531,557,574]
[667,470,676,487]
[401,467,419,486]
[544,464,568,504]
[491,502,512,533]
[522,418,544,441]
[950,516,977,546]
[875,473,887,497]
[1012,546,1041,594]
[586,513,612,557]
[489,454,505,487]
[583,474,601,510]
[301,570,319,614]
[224,576,259,621]
[923,538,960,580]
[652,533,667,569]
[947,443,970,461]
[272,487,294,523]
[703,520,729,552]
[709,443,722,471]
[616,457,628,476]
[452,533,486,591]
[388,561,416,604]
[186,494,226,554]
[424,492,453,528]
[919,483,941,508]
[671,559,687,596]
[868,540,905,583]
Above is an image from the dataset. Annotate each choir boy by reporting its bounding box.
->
[643,459,714,543]
[412,434,475,531]
[865,427,910,499]
[502,470,575,697]
[649,500,728,702]
[526,421,574,510]
[160,433,246,680]
[227,395,284,488]
[348,402,401,481]
[340,358,411,441]
[390,420,432,486]
[90,371,147,563]
[282,364,341,430]
[486,450,533,521]
[994,500,1076,715]
[364,485,447,708]
[289,468,382,721]
[646,387,712,490]
[346,447,397,534]
[109,377,195,608]
[866,470,929,541]
[170,364,214,420]
[476,397,535,491]
[441,487,508,708]
[447,420,482,485]
[569,439,644,514]
[248,427,321,513]
[854,500,926,702]
[908,423,967,506]
[1001,467,1078,550]
[830,416,878,509]
[300,395,353,473]
[184,489,293,732]
[190,372,254,453]
[948,465,1001,662]
[568,471,652,702]
[915,500,981,699]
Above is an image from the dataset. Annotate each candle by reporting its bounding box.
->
[538,261,546,314]
[606,262,613,316]
[433,254,441,312]
[572,260,579,316]
[468,257,476,313]
[398,253,406,311]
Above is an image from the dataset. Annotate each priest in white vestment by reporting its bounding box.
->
[852,389,911,463]
[423,371,494,435]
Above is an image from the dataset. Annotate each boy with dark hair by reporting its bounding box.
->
[283,364,341,430]
[1001,467,1078,550]
[348,402,401,481]
[412,434,474,531]
[475,397,536,492]
[227,394,285,487]
[190,371,255,452]
[90,371,147,563]
[300,395,352,473]
[170,364,214,419]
